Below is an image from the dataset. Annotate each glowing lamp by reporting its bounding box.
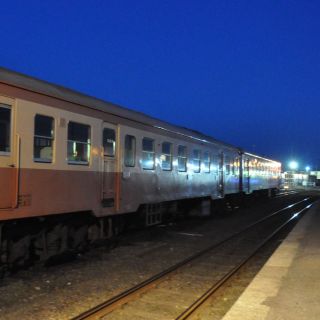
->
[289,161,298,170]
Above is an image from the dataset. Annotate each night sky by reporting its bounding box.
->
[1,1,319,170]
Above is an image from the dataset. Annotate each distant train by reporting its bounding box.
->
[0,68,281,269]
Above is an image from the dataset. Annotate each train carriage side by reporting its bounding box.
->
[0,94,107,222]
[0,86,281,225]
[0,88,243,224]
[118,124,243,219]
[0,96,249,218]
[242,152,281,196]
[220,148,242,196]
[0,68,282,269]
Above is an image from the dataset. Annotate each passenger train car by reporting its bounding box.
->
[0,68,281,269]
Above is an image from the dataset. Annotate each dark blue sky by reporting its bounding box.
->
[1,0,319,170]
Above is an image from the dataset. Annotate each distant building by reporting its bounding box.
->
[282,171,317,189]
[309,171,320,186]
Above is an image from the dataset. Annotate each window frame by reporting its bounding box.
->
[225,157,231,175]
[0,104,12,156]
[124,134,136,167]
[161,141,173,171]
[192,149,201,173]
[232,157,239,176]
[203,151,211,173]
[103,127,116,158]
[67,121,91,166]
[142,137,155,170]
[177,145,188,172]
[210,155,218,174]
[33,114,55,163]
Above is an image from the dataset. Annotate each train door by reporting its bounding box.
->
[0,99,17,209]
[101,123,120,211]
[218,152,224,197]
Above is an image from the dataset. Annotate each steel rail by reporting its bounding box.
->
[175,202,313,319]
[276,190,298,198]
[71,197,310,320]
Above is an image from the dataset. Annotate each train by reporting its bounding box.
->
[0,67,281,270]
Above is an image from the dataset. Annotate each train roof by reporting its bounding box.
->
[243,152,281,165]
[0,67,280,164]
[0,67,240,150]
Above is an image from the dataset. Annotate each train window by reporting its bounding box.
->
[178,145,187,172]
[244,159,249,175]
[233,158,239,175]
[34,115,54,163]
[211,155,218,174]
[259,164,263,174]
[231,160,235,175]
[67,121,91,165]
[0,104,11,153]
[124,135,136,167]
[224,156,230,175]
[203,152,211,173]
[103,128,116,157]
[219,154,224,171]
[161,142,172,171]
[192,149,201,173]
[142,137,155,170]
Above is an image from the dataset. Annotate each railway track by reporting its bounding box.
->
[174,203,313,320]
[72,197,314,320]
[276,190,298,197]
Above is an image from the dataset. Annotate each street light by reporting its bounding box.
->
[289,160,298,171]
[305,166,311,172]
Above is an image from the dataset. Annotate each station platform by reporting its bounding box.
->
[222,200,320,320]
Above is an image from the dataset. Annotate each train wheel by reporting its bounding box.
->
[7,235,31,269]
[45,224,68,259]
[69,224,88,251]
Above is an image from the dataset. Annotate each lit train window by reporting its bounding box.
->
[34,115,54,163]
[233,157,239,175]
[211,155,218,174]
[203,152,211,173]
[225,157,231,175]
[103,128,116,157]
[244,159,249,175]
[219,154,224,171]
[142,137,155,170]
[178,145,187,172]
[124,135,136,167]
[161,142,172,171]
[67,122,91,165]
[0,104,11,153]
[231,158,235,175]
[193,149,201,173]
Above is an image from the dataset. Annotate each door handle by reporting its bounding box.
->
[8,164,15,168]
